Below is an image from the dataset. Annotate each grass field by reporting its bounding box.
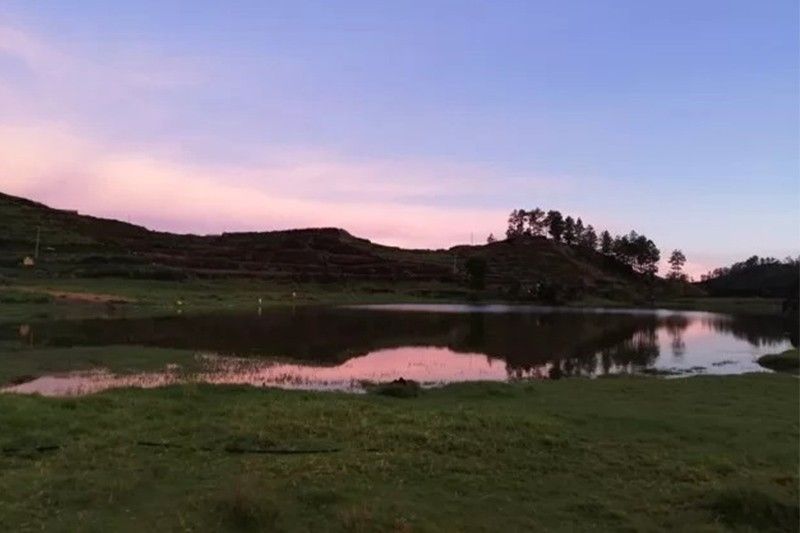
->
[0,374,797,532]
[0,278,469,323]
[0,345,200,387]
[0,277,786,323]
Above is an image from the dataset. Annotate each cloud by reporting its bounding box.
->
[0,21,207,140]
[0,24,565,248]
[0,25,64,71]
[0,24,202,89]
[0,121,512,248]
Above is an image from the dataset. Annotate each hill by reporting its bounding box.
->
[698,259,799,299]
[0,191,653,301]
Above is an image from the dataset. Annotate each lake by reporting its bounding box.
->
[1,304,794,396]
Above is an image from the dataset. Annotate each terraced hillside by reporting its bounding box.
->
[0,191,649,299]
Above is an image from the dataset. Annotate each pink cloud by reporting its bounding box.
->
[0,25,562,249]
[0,122,511,248]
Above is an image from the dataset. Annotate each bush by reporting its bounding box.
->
[757,349,799,373]
[368,378,421,398]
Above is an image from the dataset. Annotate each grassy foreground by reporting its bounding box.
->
[0,375,797,532]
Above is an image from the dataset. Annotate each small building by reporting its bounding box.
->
[22,256,35,267]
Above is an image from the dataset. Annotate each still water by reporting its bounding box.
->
[1,304,794,395]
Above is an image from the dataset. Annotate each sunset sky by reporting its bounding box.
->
[1,1,797,276]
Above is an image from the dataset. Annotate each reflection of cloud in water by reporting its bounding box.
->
[3,348,554,397]
[678,319,716,341]
[203,347,516,387]
[5,369,181,397]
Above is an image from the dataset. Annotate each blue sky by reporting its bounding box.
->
[0,1,797,274]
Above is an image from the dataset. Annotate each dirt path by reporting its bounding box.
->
[2,286,137,304]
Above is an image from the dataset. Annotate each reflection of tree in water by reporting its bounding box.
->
[700,314,789,348]
[664,315,689,357]
[600,327,660,374]
[449,312,666,378]
[4,306,791,379]
[542,322,661,378]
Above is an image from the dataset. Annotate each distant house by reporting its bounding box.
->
[22,256,35,267]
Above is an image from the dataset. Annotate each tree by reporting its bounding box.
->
[668,249,687,280]
[525,208,547,236]
[574,218,585,243]
[563,216,576,245]
[612,233,634,265]
[743,255,760,269]
[486,233,497,244]
[465,256,488,290]
[631,234,660,276]
[506,209,526,239]
[599,230,613,254]
[545,210,565,242]
[580,225,598,250]
[612,231,660,275]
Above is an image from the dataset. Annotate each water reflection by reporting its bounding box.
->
[1,305,794,396]
[6,348,539,396]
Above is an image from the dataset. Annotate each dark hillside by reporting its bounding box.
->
[451,237,645,300]
[698,262,799,298]
[1,191,651,299]
[0,192,454,282]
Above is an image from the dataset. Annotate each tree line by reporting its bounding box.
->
[498,208,669,277]
[700,255,800,282]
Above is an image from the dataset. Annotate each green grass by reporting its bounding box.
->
[0,374,797,532]
[0,345,199,386]
[0,277,787,323]
[0,278,472,322]
[0,289,53,305]
[758,349,800,374]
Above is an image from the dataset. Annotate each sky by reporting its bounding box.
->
[0,1,797,276]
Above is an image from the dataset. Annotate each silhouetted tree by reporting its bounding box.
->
[600,230,613,254]
[487,233,497,244]
[506,209,526,239]
[574,218,585,243]
[612,233,633,265]
[668,249,687,280]
[501,209,661,277]
[526,208,547,236]
[545,210,565,242]
[581,225,598,250]
[563,216,576,245]
[634,237,660,276]
[743,255,760,269]
[611,231,659,275]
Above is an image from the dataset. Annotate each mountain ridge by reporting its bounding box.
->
[0,191,651,300]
